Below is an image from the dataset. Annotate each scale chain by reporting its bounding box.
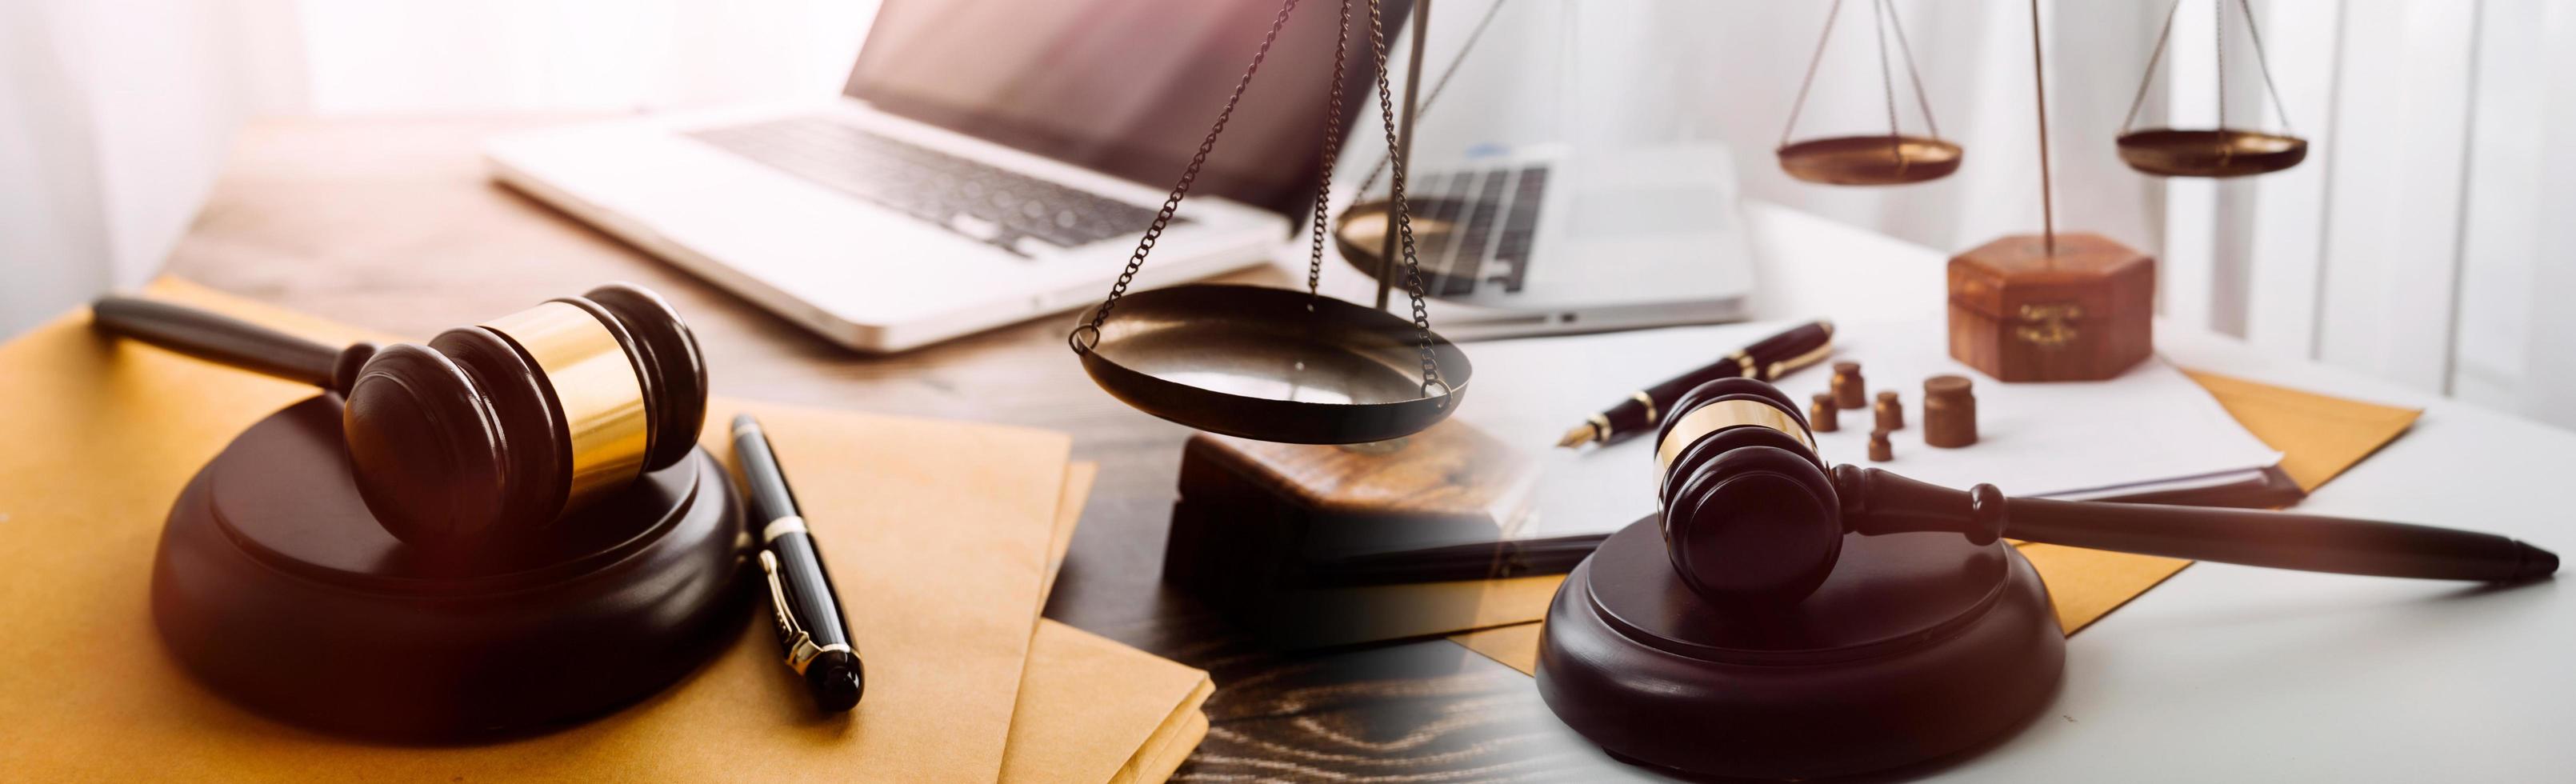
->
[1884,0,1939,139]
[1070,0,1442,392]
[1873,0,1900,139]
[1074,0,1305,346]
[1306,0,1354,300]
[2235,0,2294,133]
[1366,0,1444,394]
[2122,0,2186,135]
[1780,0,1846,149]
[2121,0,2294,138]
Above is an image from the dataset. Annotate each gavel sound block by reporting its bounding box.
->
[94,286,747,740]
[1535,378,2556,779]
[154,396,747,739]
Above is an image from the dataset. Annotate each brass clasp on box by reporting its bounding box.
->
[2014,303,2084,350]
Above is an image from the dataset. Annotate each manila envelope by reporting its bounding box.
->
[1003,463,1216,784]
[0,279,1075,781]
[1450,368,2426,674]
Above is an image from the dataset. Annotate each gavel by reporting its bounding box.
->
[92,284,707,548]
[1654,378,2558,604]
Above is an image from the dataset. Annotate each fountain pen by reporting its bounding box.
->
[734,414,865,712]
[1557,320,1836,448]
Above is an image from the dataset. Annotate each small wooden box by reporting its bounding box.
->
[1947,233,2155,382]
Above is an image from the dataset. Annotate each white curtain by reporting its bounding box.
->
[2158,0,2576,429]
[0,0,304,337]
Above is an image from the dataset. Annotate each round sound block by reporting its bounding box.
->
[1536,516,2064,779]
[152,395,748,741]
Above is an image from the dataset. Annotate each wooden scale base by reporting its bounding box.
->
[1535,516,2066,780]
[152,396,749,741]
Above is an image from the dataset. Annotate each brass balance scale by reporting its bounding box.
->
[1782,0,2307,186]
[1778,0,2310,383]
[1069,0,2307,443]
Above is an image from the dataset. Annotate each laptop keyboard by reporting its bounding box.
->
[686,117,1170,257]
[1376,163,1546,296]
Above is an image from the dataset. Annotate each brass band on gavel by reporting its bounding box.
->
[481,301,654,506]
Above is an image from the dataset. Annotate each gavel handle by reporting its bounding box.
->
[2003,497,2558,582]
[91,296,351,390]
[1837,465,2558,582]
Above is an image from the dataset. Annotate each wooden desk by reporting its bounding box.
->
[164,118,2576,781]
[162,117,1561,779]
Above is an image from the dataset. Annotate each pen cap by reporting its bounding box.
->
[805,650,865,712]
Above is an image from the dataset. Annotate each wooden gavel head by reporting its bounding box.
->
[337,283,707,547]
[1654,377,1849,603]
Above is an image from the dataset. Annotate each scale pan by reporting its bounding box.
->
[1332,197,1478,289]
[1073,284,1471,445]
[1778,135,1962,186]
[2117,129,2306,178]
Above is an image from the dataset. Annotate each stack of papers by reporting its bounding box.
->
[0,280,1206,782]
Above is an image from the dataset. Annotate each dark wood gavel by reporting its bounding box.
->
[1653,377,2558,603]
[93,284,706,548]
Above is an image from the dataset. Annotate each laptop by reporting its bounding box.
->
[1314,138,1758,340]
[485,0,1383,353]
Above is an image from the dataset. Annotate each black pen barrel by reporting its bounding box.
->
[769,530,852,647]
[731,414,801,526]
[1596,321,1834,446]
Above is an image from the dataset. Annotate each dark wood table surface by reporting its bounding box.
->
[162,117,1582,781]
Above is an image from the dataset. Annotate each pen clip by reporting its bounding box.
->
[758,550,826,674]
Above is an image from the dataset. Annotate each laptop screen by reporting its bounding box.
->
[844,0,1401,224]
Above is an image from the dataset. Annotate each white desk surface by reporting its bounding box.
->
[1506,202,2575,782]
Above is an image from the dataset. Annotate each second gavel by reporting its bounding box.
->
[92,284,707,548]
[1653,378,2558,604]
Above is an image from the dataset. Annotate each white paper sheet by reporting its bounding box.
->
[1452,318,2283,539]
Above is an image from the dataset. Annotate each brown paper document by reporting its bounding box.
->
[1451,368,2425,675]
[0,280,1090,780]
[1004,462,1216,784]
[2182,369,2422,492]
[1005,622,1214,784]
